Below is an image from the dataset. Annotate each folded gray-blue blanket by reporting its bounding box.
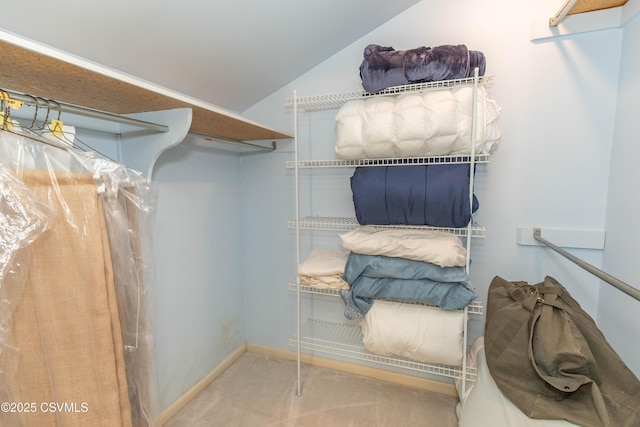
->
[339,252,476,319]
[359,43,486,94]
[350,164,479,228]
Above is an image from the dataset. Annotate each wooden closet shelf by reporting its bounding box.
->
[0,40,292,142]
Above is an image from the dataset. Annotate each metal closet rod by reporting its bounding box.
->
[533,228,640,302]
[2,89,169,133]
[187,131,276,152]
[3,89,276,151]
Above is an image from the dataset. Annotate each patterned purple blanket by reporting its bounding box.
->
[359,43,486,94]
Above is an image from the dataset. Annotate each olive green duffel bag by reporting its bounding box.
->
[485,275,640,427]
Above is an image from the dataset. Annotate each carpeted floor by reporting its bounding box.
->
[164,352,459,426]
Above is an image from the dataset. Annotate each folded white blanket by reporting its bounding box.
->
[339,226,467,267]
[298,249,350,289]
[335,86,501,160]
[361,300,464,366]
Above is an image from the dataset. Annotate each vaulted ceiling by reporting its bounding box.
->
[1,0,630,144]
[0,0,421,113]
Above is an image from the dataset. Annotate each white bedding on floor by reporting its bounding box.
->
[339,226,467,267]
[298,248,350,289]
[456,337,580,427]
[335,86,501,160]
[361,300,464,366]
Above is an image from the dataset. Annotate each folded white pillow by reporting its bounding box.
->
[339,226,467,267]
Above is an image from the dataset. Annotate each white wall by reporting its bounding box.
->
[599,10,640,376]
[244,0,638,376]
[241,147,298,348]
[151,141,247,409]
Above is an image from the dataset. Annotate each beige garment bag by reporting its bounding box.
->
[5,170,132,427]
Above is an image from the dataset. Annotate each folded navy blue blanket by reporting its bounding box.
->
[350,164,479,228]
[339,252,476,319]
[359,44,486,94]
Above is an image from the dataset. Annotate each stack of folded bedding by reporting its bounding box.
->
[298,248,350,290]
[338,226,476,320]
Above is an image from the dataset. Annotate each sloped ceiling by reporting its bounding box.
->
[0,0,420,113]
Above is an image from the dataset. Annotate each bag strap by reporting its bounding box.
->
[506,283,563,312]
[506,284,539,313]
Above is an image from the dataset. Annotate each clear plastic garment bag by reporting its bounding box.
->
[0,122,160,427]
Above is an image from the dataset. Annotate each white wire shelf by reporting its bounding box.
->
[288,216,486,237]
[288,282,483,315]
[289,318,478,381]
[285,154,489,169]
[285,75,495,111]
